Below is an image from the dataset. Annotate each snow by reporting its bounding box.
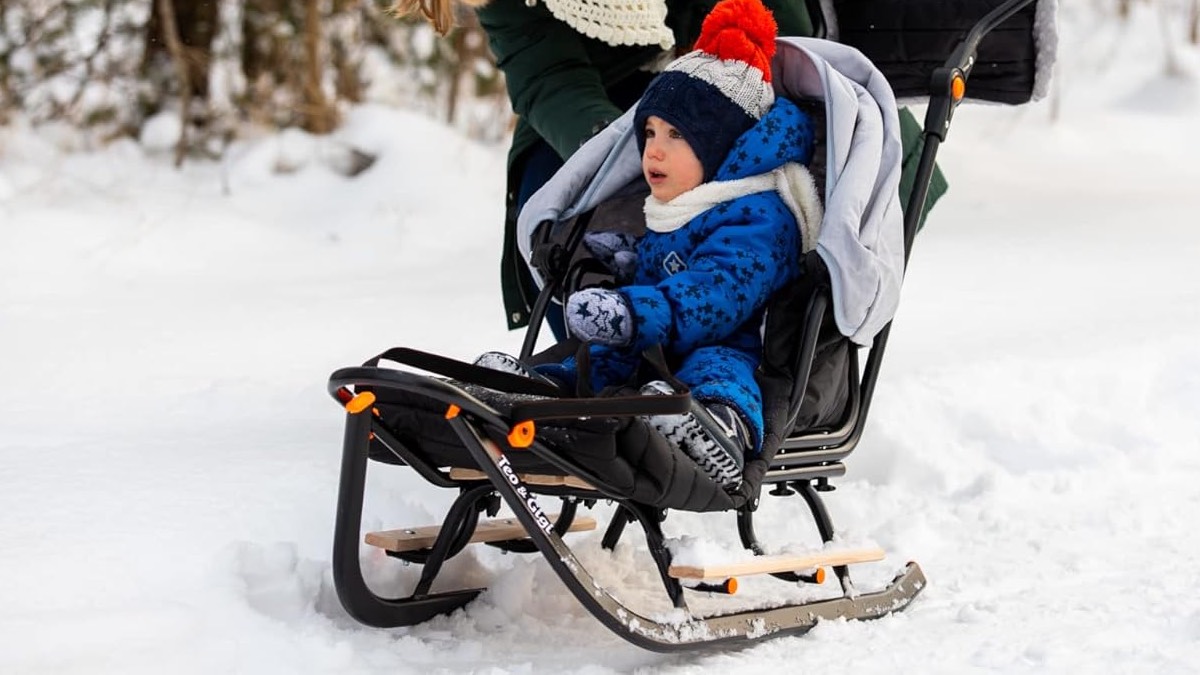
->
[3,6,1200,673]
[139,111,184,153]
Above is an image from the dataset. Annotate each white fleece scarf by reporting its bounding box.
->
[643,163,824,252]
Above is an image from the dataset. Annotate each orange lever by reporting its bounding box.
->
[951,73,966,102]
[344,391,376,414]
[507,420,536,448]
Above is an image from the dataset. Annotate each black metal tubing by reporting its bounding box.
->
[330,407,484,627]
[370,424,459,489]
[388,489,485,565]
[601,505,632,551]
[764,463,846,483]
[444,409,926,651]
[736,510,766,555]
[766,0,1039,482]
[773,346,861,456]
[485,499,580,554]
[796,480,853,592]
[329,353,923,648]
[326,0,1032,645]
[783,292,828,432]
[329,367,638,504]
[522,210,595,359]
[736,509,819,584]
[411,485,495,597]
[624,503,687,609]
[520,277,561,361]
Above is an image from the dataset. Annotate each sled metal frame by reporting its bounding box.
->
[328,0,1033,652]
[329,369,925,650]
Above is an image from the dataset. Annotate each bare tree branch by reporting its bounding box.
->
[67,0,119,112]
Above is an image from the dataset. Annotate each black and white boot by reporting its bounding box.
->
[475,351,536,377]
[639,380,748,487]
[472,351,560,388]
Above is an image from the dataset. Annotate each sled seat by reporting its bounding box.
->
[365,513,598,553]
[667,546,885,580]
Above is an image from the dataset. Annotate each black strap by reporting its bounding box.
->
[640,344,690,394]
[365,347,563,398]
[510,388,692,422]
[575,341,594,397]
[509,343,692,422]
[364,345,693,421]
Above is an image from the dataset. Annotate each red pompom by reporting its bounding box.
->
[694,0,778,81]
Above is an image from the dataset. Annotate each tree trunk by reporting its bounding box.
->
[331,0,365,104]
[1191,0,1199,45]
[241,0,289,89]
[154,0,192,166]
[446,27,466,124]
[145,0,219,100]
[0,0,11,123]
[302,0,338,133]
[1158,1,1183,77]
[445,8,491,125]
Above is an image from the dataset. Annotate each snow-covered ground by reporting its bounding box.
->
[3,6,1199,673]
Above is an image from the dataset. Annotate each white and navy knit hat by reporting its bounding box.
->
[634,0,777,180]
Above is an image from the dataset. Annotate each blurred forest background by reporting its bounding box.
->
[0,0,1197,167]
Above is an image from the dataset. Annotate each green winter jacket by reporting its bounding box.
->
[477,0,946,329]
[477,0,814,165]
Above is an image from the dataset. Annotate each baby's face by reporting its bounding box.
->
[642,116,703,202]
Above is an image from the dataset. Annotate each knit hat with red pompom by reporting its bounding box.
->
[634,0,777,180]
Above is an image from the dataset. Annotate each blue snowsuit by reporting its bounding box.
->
[554,99,815,453]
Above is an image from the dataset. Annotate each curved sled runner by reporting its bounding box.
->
[326,0,1047,652]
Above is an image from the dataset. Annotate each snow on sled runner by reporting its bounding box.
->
[327,0,1053,652]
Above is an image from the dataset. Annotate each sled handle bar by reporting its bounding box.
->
[858,0,1038,449]
[904,0,1036,263]
[922,0,1036,141]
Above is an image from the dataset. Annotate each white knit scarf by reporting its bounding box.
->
[643,163,824,252]
[538,0,675,50]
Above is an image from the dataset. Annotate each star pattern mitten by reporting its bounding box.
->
[566,288,634,346]
[582,231,639,284]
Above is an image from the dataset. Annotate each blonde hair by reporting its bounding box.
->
[390,0,490,36]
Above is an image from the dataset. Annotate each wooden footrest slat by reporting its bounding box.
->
[668,547,886,580]
[448,467,595,491]
[365,514,598,553]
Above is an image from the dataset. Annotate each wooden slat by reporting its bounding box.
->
[668,547,886,580]
[365,514,597,552]
[448,467,595,491]
[562,475,596,490]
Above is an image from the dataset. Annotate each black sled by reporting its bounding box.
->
[326,0,1050,651]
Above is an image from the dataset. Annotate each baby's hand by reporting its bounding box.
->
[566,288,633,346]
[582,231,638,285]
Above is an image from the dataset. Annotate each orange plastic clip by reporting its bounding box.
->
[507,420,536,448]
[345,391,376,414]
[445,404,461,420]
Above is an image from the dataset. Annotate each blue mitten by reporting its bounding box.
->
[566,288,634,346]
[582,231,638,284]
